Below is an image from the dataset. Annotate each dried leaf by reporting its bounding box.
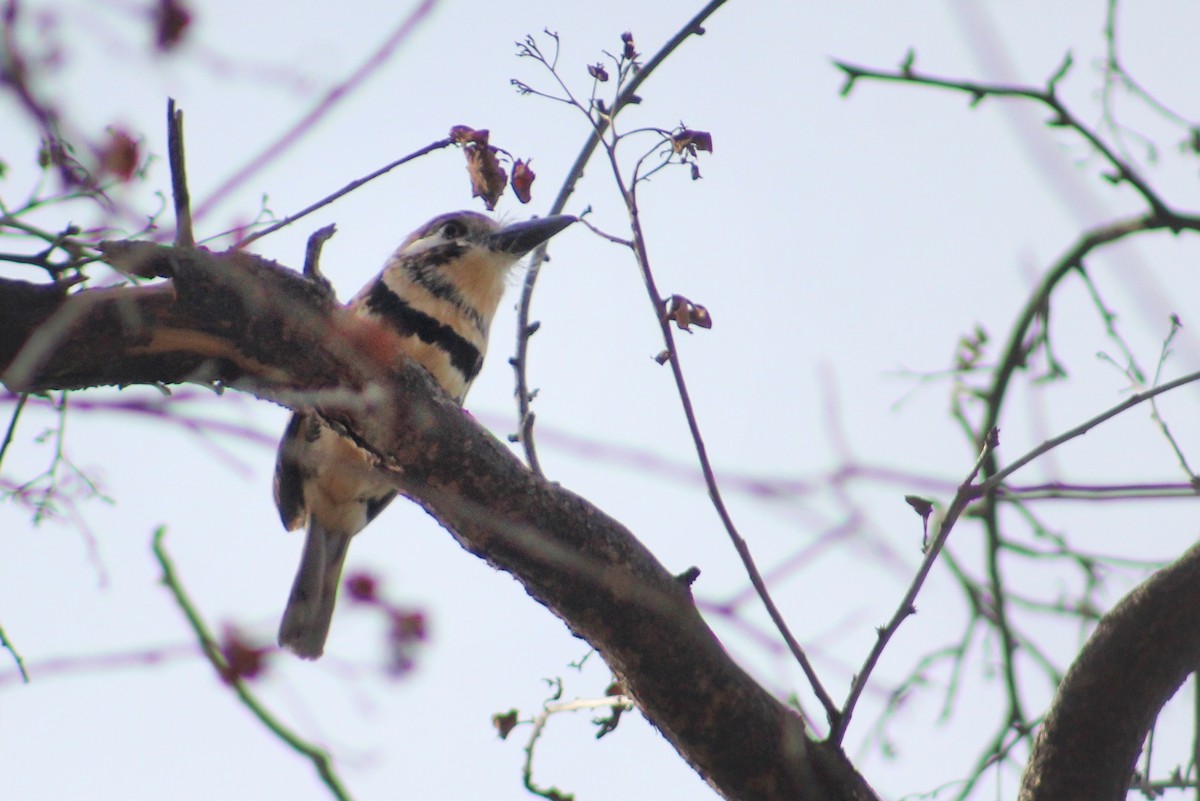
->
[453,126,507,209]
[450,125,490,146]
[588,63,609,82]
[904,495,934,519]
[385,609,427,677]
[390,610,426,642]
[492,710,519,739]
[97,128,139,181]
[153,0,191,52]
[662,294,713,332]
[345,571,379,603]
[671,129,714,155]
[218,627,269,685]
[511,158,535,203]
[620,31,636,60]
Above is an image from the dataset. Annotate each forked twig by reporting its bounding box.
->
[833,430,998,743]
[512,0,728,474]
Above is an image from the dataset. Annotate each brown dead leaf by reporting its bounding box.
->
[153,0,191,52]
[511,158,535,204]
[671,129,714,155]
[451,127,506,209]
[662,294,713,332]
[97,128,139,181]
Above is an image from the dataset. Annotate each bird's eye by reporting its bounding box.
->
[441,220,467,239]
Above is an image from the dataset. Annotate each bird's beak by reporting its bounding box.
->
[488,215,576,256]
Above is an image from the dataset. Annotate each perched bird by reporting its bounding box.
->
[274,211,575,658]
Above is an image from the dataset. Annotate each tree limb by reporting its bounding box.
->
[0,241,879,801]
[1020,542,1200,800]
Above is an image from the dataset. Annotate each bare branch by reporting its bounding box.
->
[833,429,998,744]
[982,368,1200,492]
[234,137,453,250]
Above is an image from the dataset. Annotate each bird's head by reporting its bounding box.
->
[398,211,575,267]
[386,211,575,321]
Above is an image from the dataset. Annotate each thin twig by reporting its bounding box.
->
[151,528,352,801]
[981,368,1200,492]
[516,0,837,724]
[999,482,1200,501]
[833,53,1180,224]
[605,149,840,726]
[1099,0,1197,161]
[0,620,29,683]
[833,430,998,744]
[0,391,28,471]
[1194,672,1200,801]
[965,212,1200,740]
[193,0,438,221]
[234,137,453,250]
[1147,317,1196,481]
[167,98,194,248]
[512,0,728,474]
[522,692,633,800]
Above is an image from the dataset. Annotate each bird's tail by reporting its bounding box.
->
[278,519,353,659]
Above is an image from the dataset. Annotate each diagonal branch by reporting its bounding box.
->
[0,241,879,801]
[833,52,1180,223]
[192,0,438,221]
[513,0,729,474]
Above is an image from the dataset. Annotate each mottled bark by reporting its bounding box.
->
[1019,543,1200,801]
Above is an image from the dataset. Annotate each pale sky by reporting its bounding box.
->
[3,1,1200,799]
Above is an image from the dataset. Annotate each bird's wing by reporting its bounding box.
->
[273,412,311,531]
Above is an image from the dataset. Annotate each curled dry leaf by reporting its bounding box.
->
[662,294,713,332]
[390,610,427,643]
[511,158,535,203]
[450,125,490,146]
[492,709,520,739]
[620,31,636,61]
[154,0,191,52]
[344,571,379,603]
[97,128,139,181]
[218,627,270,685]
[450,125,507,210]
[671,129,714,155]
[385,609,428,677]
[588,62,610,82]
[904,495,934,519]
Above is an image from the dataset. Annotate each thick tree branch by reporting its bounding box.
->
[0,242,878,801]
[1019,542,1200,800]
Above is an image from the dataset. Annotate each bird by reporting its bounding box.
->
[273,210,575,659]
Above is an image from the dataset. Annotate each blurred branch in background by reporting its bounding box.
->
[836,6,1200,793]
